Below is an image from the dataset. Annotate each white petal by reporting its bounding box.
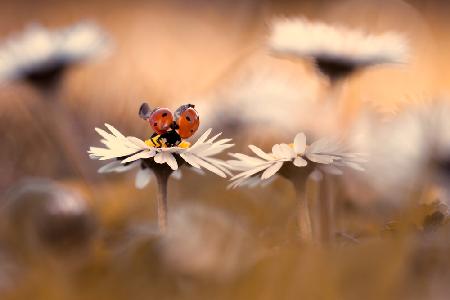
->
[203,157,233,176]
[135,168,152,189]
[248,145,274,161]
[308,169,323,182]
[293,133,306,154]
[181,153,226,177]
[293,156,308,167]
[104,123,125,138]
[306,153,337,164]
[190,128,212,149]
[206,132,222,143]
[272,143,295,159]
[179,153,201,169]
[261,161,284,180]
[154,152,165,164]
[126,136,150,149]
[344,161,365,171]
[189,167,206,176]
[230,163,273,181]
[98,161,122,173]
[321,165,343,175]
[95,127,115,141]
[171,170,183,180]
[165,153,178,170]
[121,150,154,164]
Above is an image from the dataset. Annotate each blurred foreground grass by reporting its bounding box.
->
[0,174,448,300]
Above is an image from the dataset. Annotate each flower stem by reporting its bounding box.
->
[319,175,335,245]
[153,168,171,234]
[292,180,313,242]
[37,83,95,181]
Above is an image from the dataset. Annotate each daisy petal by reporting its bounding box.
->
[121,150,154,164]
[294,133,306,154]
[293,156,308,167]
[165,152,178,170]
[261,161,284,180]
[135,168,152,189]
[104,123,125,138]
[306,153,336,164]
[98,161,122,173]
[248,145,274,161]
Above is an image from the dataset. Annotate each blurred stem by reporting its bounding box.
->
[153,167,171,234]
[306,173,322,244]
[38,84,95,181]
[319,175,335,245]
[292,180,313,243]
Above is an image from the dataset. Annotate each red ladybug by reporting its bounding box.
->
[174,104,200,139]
[139,102,200,141]
[139,103,173,134]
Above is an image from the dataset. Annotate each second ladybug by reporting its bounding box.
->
[138,102,200,147]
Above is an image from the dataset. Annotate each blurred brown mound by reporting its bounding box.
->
[1,178,97,256]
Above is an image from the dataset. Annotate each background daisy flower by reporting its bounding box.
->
[0,21,109,90]
[351,99,450,207]
[268,18,409,82]
[228,132,365,189]
[88,123,233,232]
[228,132,365,243]
[0,21,111,181]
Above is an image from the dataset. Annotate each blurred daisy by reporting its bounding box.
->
[268,18,409,81]
[88,123,233,232]
[0,21,109,90]
[353,100,450,205]
[228,132,365,188]
[158,204,253,280]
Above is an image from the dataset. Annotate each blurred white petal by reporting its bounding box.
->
[135,168,152,189]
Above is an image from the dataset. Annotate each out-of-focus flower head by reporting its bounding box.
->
[228,132,365,188]
[0,21,110,89]
[351,100,450,203]
[200,69,340,141]
[88,124,234,188]
[1,178,97,255]
[268,18,409,81]
[157,203,253,280]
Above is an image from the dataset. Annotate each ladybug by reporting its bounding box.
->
[174,104,200,139]
[139,103,173,134]
[138,102,200,147]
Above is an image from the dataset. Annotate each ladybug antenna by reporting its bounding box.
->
[139,102,151,120]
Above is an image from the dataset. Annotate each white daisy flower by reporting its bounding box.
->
[268,18,409,81]
[0,21,109,88]
[89,123,233,233]
[88,123,234,187]
[228,132,365,188]
[352,100,450,204]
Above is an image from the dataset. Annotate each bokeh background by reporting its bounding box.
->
[0,0,450,299]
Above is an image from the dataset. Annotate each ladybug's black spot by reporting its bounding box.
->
[162,113,167,117]
[186,116,191,122]
[191,129,194,133]
[154,123,158,126]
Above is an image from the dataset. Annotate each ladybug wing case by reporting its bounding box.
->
[149,108,174,134]
[174,104,200,139]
